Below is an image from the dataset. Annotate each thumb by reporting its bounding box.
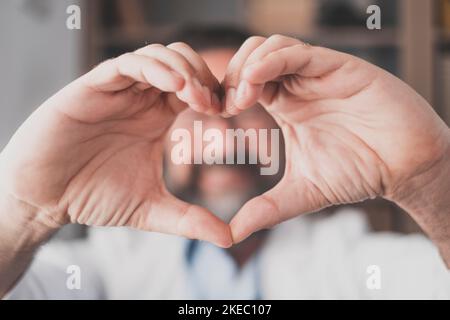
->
[129,192,233,248]
[229,176,323,243]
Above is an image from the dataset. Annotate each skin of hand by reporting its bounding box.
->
[223,35,450,263]
[1,35,450,298]
[0,42,233,249]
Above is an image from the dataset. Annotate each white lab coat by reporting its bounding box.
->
[5,208,450,300]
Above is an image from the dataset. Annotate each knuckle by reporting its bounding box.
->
[146,43,165,49]
[178,58,195,75]
[167,41,192,51]
[268,34,289,44]
[136,43,164,53]
[244,35,266,46]
[113,53,133,66]
[118,52,135,60]
[97,57,115,69]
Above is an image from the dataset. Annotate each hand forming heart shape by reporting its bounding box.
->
[0,35,448,248]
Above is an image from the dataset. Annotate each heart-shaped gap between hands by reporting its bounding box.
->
[164,105,285,232]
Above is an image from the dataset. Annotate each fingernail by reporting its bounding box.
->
[191,78,203,92]
[226,88,236,110]
[191,78,210,107]
[221,110,233,118]
[205,108,218,116]
[202,86,211,106]
[212,92,221,110]
[236,81,249,103]
[190,104,204,113]
[170,71,184,87]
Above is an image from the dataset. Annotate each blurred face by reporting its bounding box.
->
[165,48,283,223]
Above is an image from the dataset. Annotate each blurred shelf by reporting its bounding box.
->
[437,29,450,46]
[94,25,399,50]
[95,26,175,48]
[300,26,398,48]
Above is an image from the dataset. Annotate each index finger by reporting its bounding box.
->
[222,36,266,116]
[167,42,222,115]
[242,44,349,85]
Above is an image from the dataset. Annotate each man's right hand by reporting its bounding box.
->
[223,36,450,265]
[0,43,232,249]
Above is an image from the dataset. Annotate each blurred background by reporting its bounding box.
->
[0,0,449,239]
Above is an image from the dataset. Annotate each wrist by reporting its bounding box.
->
[0,192,59,253]
[0,192,60,297]
[390,135,450,266]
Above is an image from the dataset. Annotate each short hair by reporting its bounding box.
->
[165,25,252,51]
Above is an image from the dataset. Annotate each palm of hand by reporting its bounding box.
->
[4,83,175,225]
[57,86,179,228]
[1,48,232,247]
[276,63,445,209]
